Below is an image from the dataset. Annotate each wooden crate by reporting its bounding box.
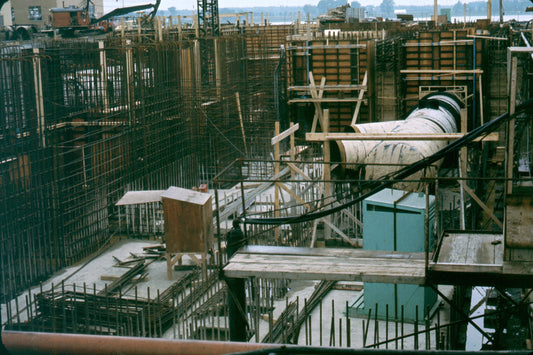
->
[161,186,213,279]
[161,186,213,254]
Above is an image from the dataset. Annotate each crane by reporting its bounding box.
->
[50,0,161,36]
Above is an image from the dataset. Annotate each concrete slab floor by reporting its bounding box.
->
[1,239,458,351]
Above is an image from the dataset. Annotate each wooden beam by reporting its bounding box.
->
[467,35,507,41]
[351,70,368,126]
[341,208,363,228]
[288,44,366,50]
[271,123,299,145]
[403,40,474,47]
[290,122,296,179]
[288,84,366,91]
[274,121,280,244]
[401,69,484,74]
[309,72,325,133]
[506,56,517,195]
[463,184,503,229]
[507,46,533,53]
[305,132,499,141]
[289,98,365,103]
[286,162,312,181]
[321,218,359,247]
[323,110,331,241]
[236,92,248,157]
[276,182,312,210]
[429,262,502,273]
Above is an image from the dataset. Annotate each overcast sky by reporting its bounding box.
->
[103,0,461,13]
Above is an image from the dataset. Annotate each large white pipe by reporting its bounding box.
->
[334,92,462,190]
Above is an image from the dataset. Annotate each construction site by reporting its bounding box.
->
[1,0,533,354]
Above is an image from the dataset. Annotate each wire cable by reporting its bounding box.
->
[243,98,533,225]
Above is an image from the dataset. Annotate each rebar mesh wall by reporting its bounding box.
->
[0,34,284,302]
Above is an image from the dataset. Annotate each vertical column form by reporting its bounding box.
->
[99,41,109,113]
[274,121,280,245]
[323,109,332,240]
[194,40,202,101]
[125,40,134,125]
[226,219,247,342]
[366,40,376,123]
[506,56,517,195]
[434,0,438,27]
[177,15,182,41]
[215,39,221,100]
[32,48,45,148]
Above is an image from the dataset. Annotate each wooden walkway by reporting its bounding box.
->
[224,234,533,287]
[223,246,426,284]
[428,232,533,286]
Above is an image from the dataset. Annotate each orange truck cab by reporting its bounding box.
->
[50,7,91,29]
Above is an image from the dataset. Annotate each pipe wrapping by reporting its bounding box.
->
[336,92,462,190]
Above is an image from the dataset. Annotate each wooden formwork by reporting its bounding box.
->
[401,29,483,114]
[243,25,294,54]
[287,34,373,131]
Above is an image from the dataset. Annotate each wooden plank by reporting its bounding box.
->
[225,251,426,282]
[400,69,483,74]
[429,262,502,273]
[289,98,365,103]
[402,40,473,47]
[228,255,426,273]
[288,85,366,91]
[507,46,533,53]
[437,233,469,264]
[502,262,533,276]
[236,245,423,259]
[306,132,499,141]
[436,232,504,266]
[271,123,299,145]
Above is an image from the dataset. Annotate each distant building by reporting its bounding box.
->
[0,0,12,27]
[346,6,365,22]
[10,0,103,28]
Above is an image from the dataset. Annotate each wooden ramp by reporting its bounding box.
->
[429,232,533,286]
[223,246,426,284]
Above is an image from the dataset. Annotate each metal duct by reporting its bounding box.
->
[334,92,462,190]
